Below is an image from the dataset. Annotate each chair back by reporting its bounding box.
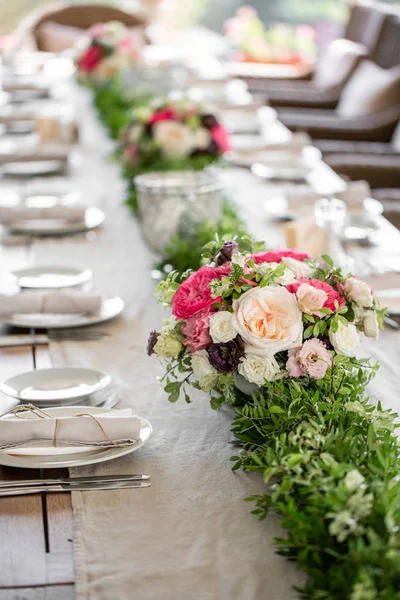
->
[372,15,400,69]
[345,3,387,54]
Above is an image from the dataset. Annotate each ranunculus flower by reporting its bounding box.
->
[207,337,244,373]
[172,265,228,319]
[232,285,303,357]
[191,349,216,380]
[238,354,281,385]
[363,310,379,339]
[253,249,310,264]
[287,279,345,312]
[210,124,231,154]
[329,321,360,357]
[282,256,314,279]
[153,121,194,159]
[77,46,103,72]
[149,108,178,125]
[181,310,211,353]
[295,283,328,316]
[344,277,373,308]
[287,339,332,379]
[209,311,237,343]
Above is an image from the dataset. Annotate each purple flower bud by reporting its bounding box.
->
[207,336,244,373]
[147,331,159,356]
[217,240,239,266]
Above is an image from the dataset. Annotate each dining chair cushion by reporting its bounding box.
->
[35,21,85,53]
[338,61,400,117]
[314,38,368,89]
[391,122,400,152]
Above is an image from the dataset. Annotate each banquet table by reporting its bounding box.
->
[1,75,400,600]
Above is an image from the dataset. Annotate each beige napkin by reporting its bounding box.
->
[36,116,79,144]
[0,408,141,450]
[283,216,328,256]
[287,180,371,215]
[0,290,102,316]
[0,205,85,225]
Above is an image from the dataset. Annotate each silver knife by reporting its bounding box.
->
[0,480,150,496]
[0,474,150,488]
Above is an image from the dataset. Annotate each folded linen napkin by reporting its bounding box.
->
[0,205,85,225]
[0,407,141,450]
[287,180,371,215]
[283,216,328,256]
[0,290,102,316]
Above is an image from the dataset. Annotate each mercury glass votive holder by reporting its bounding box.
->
[134,170,224,253]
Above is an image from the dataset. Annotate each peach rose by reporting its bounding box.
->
[231,285,303,357]
[296,283,328,317]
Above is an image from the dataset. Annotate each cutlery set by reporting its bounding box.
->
[0,474,151,496]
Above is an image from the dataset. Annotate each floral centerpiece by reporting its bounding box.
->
[121,97,231,213]
[75,21,142,81]
[224,7,316,65]
[148,239,383,406]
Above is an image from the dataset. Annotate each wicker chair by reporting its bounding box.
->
[19,3,148,52]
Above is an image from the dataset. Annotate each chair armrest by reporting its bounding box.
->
[266,84,340,109]
[277,106,400,141]
[325,154,400,188]
[314,140,396,155]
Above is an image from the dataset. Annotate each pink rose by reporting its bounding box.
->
[287,279,345,312]
[149,109,178,125]
[295,282,328,316]
[77,46,103,72]
[182,310,212,353]
[253,249,310,264]
[172,265,229,320]
[286,339,332,379]
[88,23,106,39]
[210,124,231,154]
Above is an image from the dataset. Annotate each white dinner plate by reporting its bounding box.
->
[2,160,67,177]
[1,296,124,329]
[11,265,93,289]
[374,288,400,315]
[0,406,152,469]
[6,206,105,235]
[1,367,111,404]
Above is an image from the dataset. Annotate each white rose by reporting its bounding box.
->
[363,310,379,340]
[193,127,211,149]
[153,121,194,159]
[191,350,216,380]
[257,262,296,286]
[153,331,183,358]
[282,257,314,279]
[344,469,365,491]
[296,283,328,316]
[344,277,373,308]
[232,285,303,357]
[209,312,237,344]
[238,354,281,386]
[329,321,360,357]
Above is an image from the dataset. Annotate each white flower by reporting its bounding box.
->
[363,310,379,340]
[344,277,373,308]
[282,256,314,279]
[231,252,245,268]
[344,469,365,491]
[153,331,183,358]
[153,121,194,159]
[193,127,210,149]
[209,312,237,344]
[329,321,360,357]
[191,350,216,380]
[238,354,281,386]
[232,285,303,357]
[253,262,296,285]
[296,283,327,316]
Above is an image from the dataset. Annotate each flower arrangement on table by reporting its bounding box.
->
[120,98,231,214]
[75,21,142,81]
[224,7,316,65]
[148,239,384,407]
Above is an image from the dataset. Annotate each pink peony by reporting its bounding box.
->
[181,310,212,353]
[77,46,103,72]
[287,279,345,312]
[286,339,332,379]
[210,125,231,154]
[172,265,229,320]
[252,249,310,264]
[149,109,178,125]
